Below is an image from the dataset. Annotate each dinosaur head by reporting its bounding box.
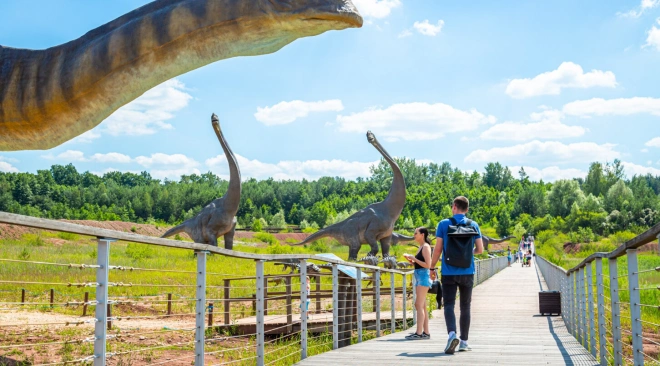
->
[366,130,376,144]
[211,113,221,134]
[262,0,363,30]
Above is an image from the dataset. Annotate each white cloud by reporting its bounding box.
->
[644,18,660,51]
[642,148,650,153]
[413,20,444,36]
[646,137,660,147]
[398,29,413,38]
[67,130,101,144]
[465,140,620,164]
[621,161,660,176]
[254,100,344,125]
[150,168,202,180]
[102,79,192,136]
[563,97,660,117]
[618,0,660,18]
[351,0,400,19]
[134,153,199,167]
[42,150,88,162]
[0,160,18,173]
[510,166,586,182]
[480,109,587,141]
[89,152,132,164]
[206,154,377,180]
[90,167,141,177]
[505,62,617,99]
[335,102,496,141]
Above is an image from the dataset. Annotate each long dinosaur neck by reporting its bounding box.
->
[371,139,406,217]
[213,121,240,213]
[0,0,361,151]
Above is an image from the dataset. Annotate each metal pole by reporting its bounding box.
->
[627,249,643,366]
[195,251,208,366]
[300,259,308,359]
[402,273,407,330]
[580,268,587,348]
[356,268,363,343]
[586,263,596,358]
[596,258,607,366]
[94,238,113,366]
[571,272,578,340]
[609,258,623,366]
[412,272,417,326]
[390,272,395,333]
[375,270,381,337]
[256,260,265,366]
[332,264,339,350]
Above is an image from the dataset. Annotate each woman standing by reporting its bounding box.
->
[403,227,433,340]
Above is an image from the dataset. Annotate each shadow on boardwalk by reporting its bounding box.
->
[296,260,598,365]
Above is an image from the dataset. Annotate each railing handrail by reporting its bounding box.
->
[0,211,413,275]
[545,221,660,275]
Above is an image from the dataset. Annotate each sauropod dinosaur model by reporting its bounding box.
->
[390,232,415,246]
[482,235,515,252]
[291,131,406,260]
[0,0,362,150]
[161,114,240,249]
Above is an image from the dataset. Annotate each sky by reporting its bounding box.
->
[1,0,660,182]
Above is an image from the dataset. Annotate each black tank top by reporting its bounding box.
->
[414,246,427,269]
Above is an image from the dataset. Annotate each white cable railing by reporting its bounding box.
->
[0,211,509,365]
[537,221,660,366]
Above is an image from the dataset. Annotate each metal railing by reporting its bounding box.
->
[537,222,660,366]
[0,212,508,365]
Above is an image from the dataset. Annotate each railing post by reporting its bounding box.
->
[577,268,584,346]
[195,251,208,366]
[332,264,339,350]
[300,259,308,359]
[581,267,588,348]
[356,267,363,343]
[255,260,265,366]
[609,258,623,366]
[412,272,417,326]
[586,263,596,358]
[402,273,407,330]
[571,272,578,340]
[627,249,643,366]
[224,279,231,326]
[94,238,113,366]
[596,258,607,366]
[390,272,395,333]
[375,270,381,337]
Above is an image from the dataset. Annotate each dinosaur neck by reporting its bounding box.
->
[371,140,406,217]
[214,124,241,213]
[0,0,361,151]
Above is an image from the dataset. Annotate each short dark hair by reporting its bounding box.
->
[453,196,469,212]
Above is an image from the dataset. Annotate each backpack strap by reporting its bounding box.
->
[449,217,458,226]
[466,219,473,226]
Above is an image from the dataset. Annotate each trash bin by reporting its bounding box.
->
[539,291,561,315]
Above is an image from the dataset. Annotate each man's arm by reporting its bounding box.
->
[474,237,484,255]
[431,237,443,268]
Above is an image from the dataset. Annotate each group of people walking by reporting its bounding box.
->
[402,196,483,354]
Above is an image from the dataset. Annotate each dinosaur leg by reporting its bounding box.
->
[379,236,393,258]
[223,222,237,250]
[347,237,361,261]
[364,233,380,258]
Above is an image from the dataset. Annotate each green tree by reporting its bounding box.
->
[605,180,634,213]
[547,179,584,217]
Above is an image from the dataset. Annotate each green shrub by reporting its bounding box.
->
[23,234,45,247]
[130,226,137,233]
[125,243,153,261]
[254,232,278,245]
[265,243,293,254]
[309,240,329,253]
[18,247,30,260]
[610,231,636,246]
[57,232,78,241]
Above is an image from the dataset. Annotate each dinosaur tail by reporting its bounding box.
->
[161,221,189,238]
[290,224,340,246]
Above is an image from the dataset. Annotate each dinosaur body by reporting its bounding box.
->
[390,232,414,246]
[292,131,406,260]
[0,0,362,150]
[161,114,240,248]
[482,235,515,251]
[356,255,380,267]
[380,256,397,270]
[396,261,412,269]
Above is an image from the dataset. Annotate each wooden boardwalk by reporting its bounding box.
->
[297,259,598,365]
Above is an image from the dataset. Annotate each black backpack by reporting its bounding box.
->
[444,217,480,268]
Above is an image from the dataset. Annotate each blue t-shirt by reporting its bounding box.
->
[436,214,482,275]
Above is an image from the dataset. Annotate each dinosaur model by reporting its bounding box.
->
[356,255,380,267]
[161,114,240,249]
[0,0,362,150]
[482,235,515,251]
[390,232,415,246]
[380,255,398,270]
[396,261,412,269]
[273,260,321,274]
[291,131,406,260]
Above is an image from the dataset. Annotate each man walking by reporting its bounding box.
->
[431,196,484,354]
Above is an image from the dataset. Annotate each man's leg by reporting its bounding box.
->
[457,274,474,342]
[441,275,458,334]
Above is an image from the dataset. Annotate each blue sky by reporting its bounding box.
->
[1,0,660,182]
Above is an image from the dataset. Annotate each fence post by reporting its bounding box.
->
[315,275,321,314]
[586,263,596,358]
[167,293,172,315]
[627,249,644,366]
[576,268,584,345]
[208,302,214,327]
[285,276,292,333]
[571,272,578,340]
[332,264,339,350]
[375,270,381,337]
[595,258,607,366]
[83,292,89,317]
[224,279,230,325]
[609,258,623,366]
[21,289,25,305]
[581,268,588,348]
[300,259,308,359]
[50,288,54,309]
[402,273,407,330]
[255,260,265,366]
[412,272,417,326]
[94,238,113,366]
[263,275,268,316]
[195,251,208,366]
[390,272,396,333]
[107,303,112,330]
[356,268,362,343]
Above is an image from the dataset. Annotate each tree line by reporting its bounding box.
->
[1,159,658,239]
